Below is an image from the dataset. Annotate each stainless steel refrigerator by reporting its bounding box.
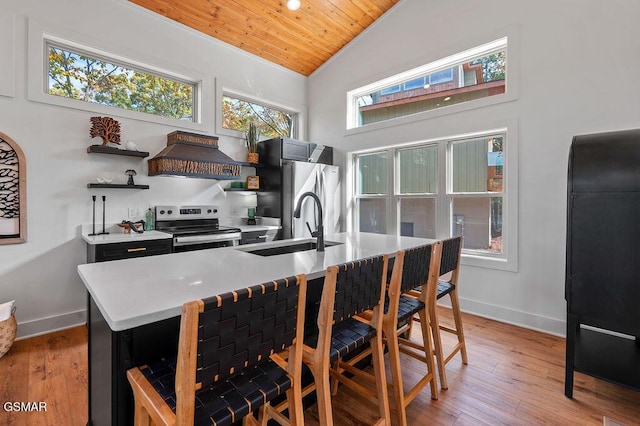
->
[257,160,341,240]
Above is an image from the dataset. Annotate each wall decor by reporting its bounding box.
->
[90,116,121,146]
[0,132,26,244]
[246,175,260,189]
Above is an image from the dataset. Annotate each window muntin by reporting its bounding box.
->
[222,94,296,138]
[347,37,508,129]
[47,43,196,121]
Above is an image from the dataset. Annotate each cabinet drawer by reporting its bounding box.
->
[241,230,277,245]
[91,239,172,262]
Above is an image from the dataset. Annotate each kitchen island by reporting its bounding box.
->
[78,232,434,425]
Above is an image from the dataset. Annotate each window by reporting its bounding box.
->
[397,145,438,239]
[355,152,388,234]
[347,37,510,129]
[222,94,297,138]
[449,136,504,254]
[351,128,516,270]
[47,43,197,121]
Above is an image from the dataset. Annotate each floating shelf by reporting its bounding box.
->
[87,145,149,158]
[87,183,150,190]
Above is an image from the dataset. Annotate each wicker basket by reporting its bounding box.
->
[0,309,17,359]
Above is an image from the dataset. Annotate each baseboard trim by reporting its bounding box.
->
[13,299,566,340]
[15,309,86,340]
[454,297,566,337]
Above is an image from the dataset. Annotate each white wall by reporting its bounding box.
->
[0,0,306,337]
[308,0,640,335]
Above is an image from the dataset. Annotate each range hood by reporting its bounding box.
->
[148,131,241,180]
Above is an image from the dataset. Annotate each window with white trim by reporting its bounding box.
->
[347,37,508,129]
[46,42,197,121]
[351,128,515,269]
[222,93,297,138]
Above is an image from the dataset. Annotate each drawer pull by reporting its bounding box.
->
[127,247,147,253]
[258,235,268,239]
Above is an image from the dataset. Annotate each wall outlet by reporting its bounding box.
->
[128,207,141,218]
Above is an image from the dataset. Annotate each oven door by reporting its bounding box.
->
[172,233,241,253]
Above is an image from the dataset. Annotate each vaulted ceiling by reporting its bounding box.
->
[129,0,400,76]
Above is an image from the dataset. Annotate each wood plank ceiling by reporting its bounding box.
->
[129,0,400,76]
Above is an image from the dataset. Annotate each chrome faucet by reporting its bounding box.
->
[293,191,324,252]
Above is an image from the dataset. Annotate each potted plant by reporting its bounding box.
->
[245,122,260,164]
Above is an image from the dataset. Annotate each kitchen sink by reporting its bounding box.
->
[243,240,343,257]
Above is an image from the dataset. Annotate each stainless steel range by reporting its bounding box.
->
[154,205,241,252]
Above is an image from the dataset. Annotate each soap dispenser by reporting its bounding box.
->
[145,207,154,231]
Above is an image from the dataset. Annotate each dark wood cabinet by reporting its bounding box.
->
[240,229,278,244]
[565,129,640,397]
[257,137,333,166]
[86,237,172,425]
[87,239,172,263]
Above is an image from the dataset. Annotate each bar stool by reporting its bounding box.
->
[337,244,442,426]
[302,255,391,426]
[429,235,467,390]
[126,275,307,426]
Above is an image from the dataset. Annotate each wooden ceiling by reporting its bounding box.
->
[130,0,400,76]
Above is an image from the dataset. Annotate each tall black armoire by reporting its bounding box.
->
[565,129,640,398]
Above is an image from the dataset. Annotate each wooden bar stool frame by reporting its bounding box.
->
[302,255,391,426]
[126,275,307,426]
[337,244,442,426]
[427,236,467,390]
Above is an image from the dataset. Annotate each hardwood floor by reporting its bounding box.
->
[1,309,639,425]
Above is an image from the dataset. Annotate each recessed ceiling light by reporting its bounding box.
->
[287,0,301,10]
[444,96,451,101]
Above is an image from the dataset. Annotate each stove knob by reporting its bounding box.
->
[167,210,173,215]
[207,209,212,214]
[213,209,218,213]
[159,210,165,215]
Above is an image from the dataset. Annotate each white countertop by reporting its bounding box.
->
[82,229,173,245]
[77,232,433,331]
[236,225,280,232]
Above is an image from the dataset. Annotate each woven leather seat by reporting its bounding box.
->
[304,317,377,363]
[127,275,307,426]
[138,357,292,426]
[302,255,391,426]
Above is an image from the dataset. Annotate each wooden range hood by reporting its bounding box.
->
[148,131,241,180]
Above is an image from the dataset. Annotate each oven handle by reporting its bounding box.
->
[173,233,242,246]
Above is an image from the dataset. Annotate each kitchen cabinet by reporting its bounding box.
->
[258,137,333,165]
[87,239,171,263]
[240,229,278,244]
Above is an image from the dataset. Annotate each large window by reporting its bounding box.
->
[47,43,197,121]
[222,94,296,138]
[347,37,509,129]
[351,129,515,270]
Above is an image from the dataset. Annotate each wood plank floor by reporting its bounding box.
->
[1,309,639,425]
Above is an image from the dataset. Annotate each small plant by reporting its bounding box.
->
[245,122,259,153]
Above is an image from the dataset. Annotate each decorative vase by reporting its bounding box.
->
[247,152,259,164]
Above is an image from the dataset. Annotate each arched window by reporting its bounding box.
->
[0,132,26,244]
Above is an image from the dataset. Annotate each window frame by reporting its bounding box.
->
[45,41,198,123]
[27,19,212,131]
[348,124,518,272]
[215,79,305,141]
[346,27,518,134]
